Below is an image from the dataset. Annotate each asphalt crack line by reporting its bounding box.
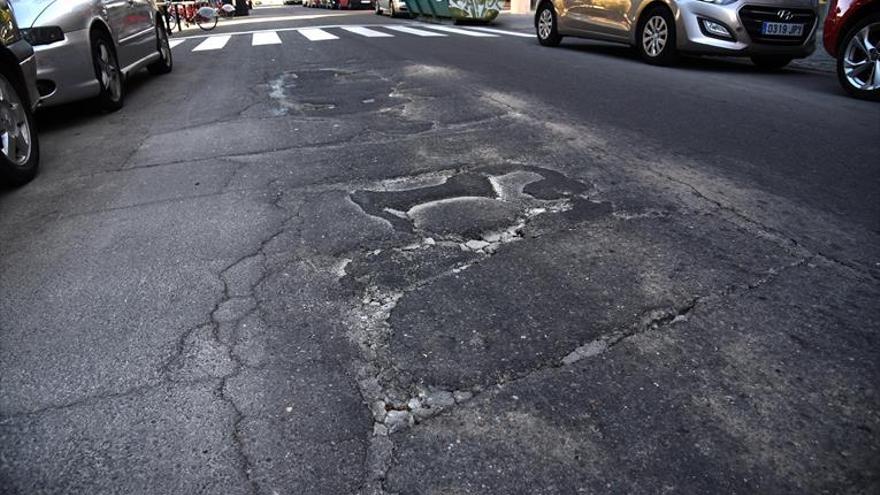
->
[652,169,878,281]
[343,191,814,442]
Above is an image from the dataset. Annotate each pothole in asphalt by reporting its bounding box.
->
[349,165,594,239]
[350,172,495,233]
[343,165,614,436]
[409,197,520,238]
[266,69,397,117]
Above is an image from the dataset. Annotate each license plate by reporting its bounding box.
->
[761,22,804,36]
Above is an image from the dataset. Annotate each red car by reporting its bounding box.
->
[824,0,880,100]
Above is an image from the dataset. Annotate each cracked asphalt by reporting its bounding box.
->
[1,6,879,495]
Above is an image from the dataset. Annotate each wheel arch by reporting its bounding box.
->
[836,5,880,54]
[0,47,28,101]
[534,0,560,27]
[630,0,677,45]
[88,18,115,47]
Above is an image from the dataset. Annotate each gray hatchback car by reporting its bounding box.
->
[535,0,820,68]
[11,0,172,111]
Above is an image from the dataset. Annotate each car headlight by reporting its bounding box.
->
[0,2,22,46]
[698,0,737,5]
[21,26,64,46]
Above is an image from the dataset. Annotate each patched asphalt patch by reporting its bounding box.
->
[385,215,794,391]
[344,246,479,294]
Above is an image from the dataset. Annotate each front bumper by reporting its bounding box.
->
[673,0,819,57]
[6,39,39,110]
[31,28,100,107]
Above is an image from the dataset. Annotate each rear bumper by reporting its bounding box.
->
[674,0,818,58]
[32,28,99,107]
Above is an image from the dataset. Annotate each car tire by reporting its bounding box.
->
[750,55,793,70]
[148,21,173,76]
[536,2,562,47]
[0,68,39,187]
[636,6,678,65]
[90,30,125,112]
[835,12,880,101]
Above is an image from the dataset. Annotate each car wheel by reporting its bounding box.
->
[836,12,880,101]
[91,30,125,112]
[0,69,39,186]
[536,2,562,47]
[750,55,793,70]
[148,21,173,75]
[637,6,678,65]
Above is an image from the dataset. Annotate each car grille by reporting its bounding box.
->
[739,6,816,45]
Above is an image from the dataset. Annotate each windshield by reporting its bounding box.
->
[7,0,54,27]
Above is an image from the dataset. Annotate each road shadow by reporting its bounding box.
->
[34,70,154,132]
[557,39,849,98]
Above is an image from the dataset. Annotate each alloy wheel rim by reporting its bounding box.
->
[843,22,880,92]
[0,75,32,167]
[539,9,552,39]
[642,15,668,57]
[98,43,122,101]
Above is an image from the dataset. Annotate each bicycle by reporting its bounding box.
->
[165,1,230,32]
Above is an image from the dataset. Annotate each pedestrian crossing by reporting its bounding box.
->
[252,31,282,46]
[171,24,530,52]
[192,35,231,51]
[298,27,340,41]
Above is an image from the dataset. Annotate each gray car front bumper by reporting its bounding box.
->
[32,28,100,107]
[673,0,818,58]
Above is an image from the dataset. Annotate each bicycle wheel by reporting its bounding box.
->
[165,12,179,33]
[196,13,218,31]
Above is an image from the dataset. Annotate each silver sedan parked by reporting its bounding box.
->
[535,0,820,68]
[1,0,40,185]
[10,0,172,111]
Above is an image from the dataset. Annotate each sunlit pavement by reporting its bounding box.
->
[1,5,878,494]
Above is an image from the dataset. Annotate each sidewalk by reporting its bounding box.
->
[490,12,835,73]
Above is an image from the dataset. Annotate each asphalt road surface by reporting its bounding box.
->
[1,6,879,494]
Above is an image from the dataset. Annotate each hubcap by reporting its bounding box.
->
[0,75,32,167]
[642,15,668,57]
[843,22,880,92]
[97,42,122,101]
[538,9,553,40]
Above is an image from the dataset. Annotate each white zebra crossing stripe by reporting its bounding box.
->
[462,26,534,37]
[252,31,282,46]
[192,35,231,51]
[341,26,394,38]
[173,24,529,52]
[382,25,447,37]
[418,25,498,37]
[298,28,339,41]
